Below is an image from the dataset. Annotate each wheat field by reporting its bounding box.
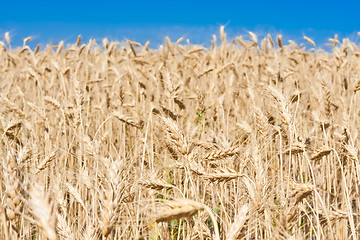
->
[1,28,360,239]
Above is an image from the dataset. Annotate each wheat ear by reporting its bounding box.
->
[304,36,316,47]
[113,112,144,129]
[99,157,127,237]
[161,116,190,155]
[310,145,332,161]
[201,168,243,183]
[28,184,57,240]
[203,146,240,161]
[155,198,220,240]
[2,149,25,233]
[226,204,249,240]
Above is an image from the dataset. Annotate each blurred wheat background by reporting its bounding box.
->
[1,27,360,239]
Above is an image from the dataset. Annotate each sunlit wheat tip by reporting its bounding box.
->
[304,36,316,47]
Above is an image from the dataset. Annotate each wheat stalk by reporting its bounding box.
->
[56,212,75,240]
[56,41,64,56]
[191,211,212,239]
[226,204,249,240]
[128,40,141,57]
[237,36,249,49]
[27,184,57,240]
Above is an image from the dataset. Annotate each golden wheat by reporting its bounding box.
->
[0,26,360,239]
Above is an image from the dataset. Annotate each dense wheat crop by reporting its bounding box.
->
[1,28,360,239]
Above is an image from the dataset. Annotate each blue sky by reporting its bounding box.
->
[1,0,359,49]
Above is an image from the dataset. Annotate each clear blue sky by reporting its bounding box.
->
[1,0,359,48]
